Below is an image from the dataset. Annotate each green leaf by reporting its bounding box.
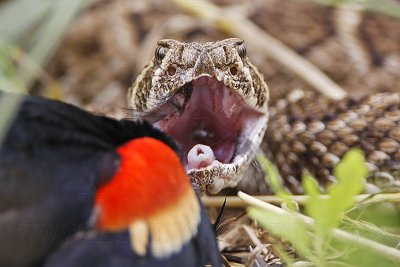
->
[302,173,325,235]
[257,154,301,210]
[302,149,368,261]
[257,154,290,196]
[328,149,368,227]
[302,173,331,263]
[302,173,327,233]
[0,41,27,93]
[302,172,321,197]
[304,149,368,230]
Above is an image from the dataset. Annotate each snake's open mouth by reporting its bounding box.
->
[154,76,266,185]
[130,39,269,193]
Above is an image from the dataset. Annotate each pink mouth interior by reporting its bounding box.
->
[155,77,258,170]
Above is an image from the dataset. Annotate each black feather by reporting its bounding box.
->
[43,195,222,267]
[0,92,183,267]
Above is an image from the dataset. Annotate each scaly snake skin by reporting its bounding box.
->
[129,39,269,193]
[264,90,400,194]
[129,39,400,194]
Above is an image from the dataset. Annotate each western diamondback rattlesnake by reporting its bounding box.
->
[128,38,400,194]
[128,38,269,194]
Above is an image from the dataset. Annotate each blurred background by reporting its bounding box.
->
[1,0,400,115]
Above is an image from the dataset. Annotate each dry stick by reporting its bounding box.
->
[202,193,400,208]
[244,243,264,267]
[241,225,269,255]
[171,0,347,100]
[238,191,400,263]
[218,215,249,252]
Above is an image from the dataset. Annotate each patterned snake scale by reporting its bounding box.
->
[264,89,400,194]
[129,39,400,194]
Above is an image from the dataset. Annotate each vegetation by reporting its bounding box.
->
[245,150,400,266]
[0,0,90,92]
[0,0,90,142]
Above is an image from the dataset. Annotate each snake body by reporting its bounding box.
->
[264,90,400,194]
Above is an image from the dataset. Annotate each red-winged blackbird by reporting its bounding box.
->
[0,92,221,267]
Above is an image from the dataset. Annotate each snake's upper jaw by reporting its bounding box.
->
[153,76,268,193]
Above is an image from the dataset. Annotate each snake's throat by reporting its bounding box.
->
[154,76,265,172]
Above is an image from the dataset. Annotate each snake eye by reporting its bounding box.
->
[237,43,246,59]
[155,46,166,61]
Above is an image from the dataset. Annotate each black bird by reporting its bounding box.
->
[0,92,221,267]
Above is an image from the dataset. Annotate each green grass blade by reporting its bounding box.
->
[0,92,22,146]
[0,0,52,42]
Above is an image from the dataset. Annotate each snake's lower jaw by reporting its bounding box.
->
[188,154,251,194]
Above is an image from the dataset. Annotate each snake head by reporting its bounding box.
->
[129,39,269,194]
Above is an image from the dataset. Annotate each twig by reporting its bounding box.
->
[245,244,264,267]
[171,0,347,100]
[202,193,400,208]
[218,215,249,251]
[238,191,400,263]
[241,225,269,255]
